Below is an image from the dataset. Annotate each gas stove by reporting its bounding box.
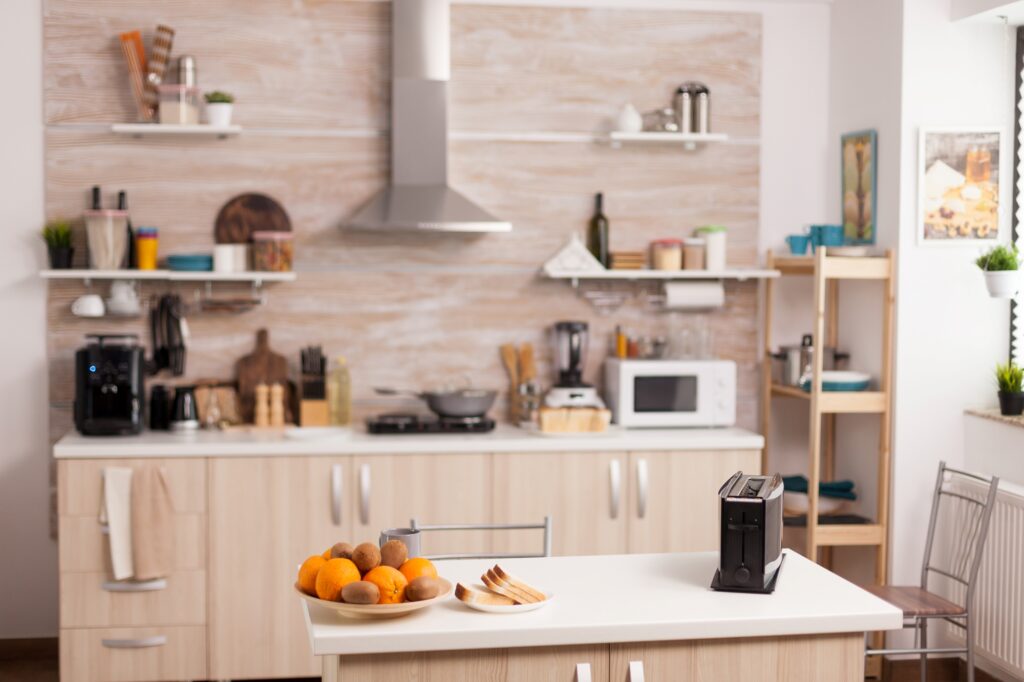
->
[365,413,496,435]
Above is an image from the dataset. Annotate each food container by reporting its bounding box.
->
[251,231,294,271]
[650,239,683,270]
[158,84,200,125]
[135,226,159,270]
[214,244,248,273]
[683,237,706,270]
[771,334,850,386]
[84,209,129,270]
[694,226,727,271]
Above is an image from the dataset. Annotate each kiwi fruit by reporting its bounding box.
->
[406,576,440,602]
[341,581,380,605]
[351,542,381,574]
[330,542,354,560]
[380,539,408,569]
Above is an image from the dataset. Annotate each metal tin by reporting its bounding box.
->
[176,55,197,87]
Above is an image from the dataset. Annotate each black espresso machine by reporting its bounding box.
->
[711,471,784,594]
[74,334,145,436]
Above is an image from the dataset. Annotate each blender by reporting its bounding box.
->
[544,321,605,408]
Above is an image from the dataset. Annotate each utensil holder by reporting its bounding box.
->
[300,399,329,427]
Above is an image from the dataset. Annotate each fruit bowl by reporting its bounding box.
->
[294,578,453,620]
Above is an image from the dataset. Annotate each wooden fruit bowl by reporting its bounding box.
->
[294,578,453,620]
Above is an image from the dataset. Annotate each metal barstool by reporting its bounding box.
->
[409,516,553,560]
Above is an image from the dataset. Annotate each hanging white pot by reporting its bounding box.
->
[983,270,1021,298]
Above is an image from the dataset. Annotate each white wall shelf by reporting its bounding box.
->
[546,268,779,288]
[110,123,242,139]
[40,269,295,285]
[606,131,729,150]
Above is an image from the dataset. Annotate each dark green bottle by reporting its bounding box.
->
[588,192,609,267]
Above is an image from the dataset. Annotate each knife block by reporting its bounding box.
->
[300,399,329,427]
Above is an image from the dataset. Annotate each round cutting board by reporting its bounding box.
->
[214,193,292,243]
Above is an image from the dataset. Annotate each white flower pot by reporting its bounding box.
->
[983,270,1021,298]
[205,102,233,127]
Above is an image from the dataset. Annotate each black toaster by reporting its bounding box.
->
[711,471,784,594]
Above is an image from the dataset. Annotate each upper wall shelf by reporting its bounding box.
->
[40,269,295,285]
[606,131,729,150]
[546,268,779,287]
[110,123,242,139]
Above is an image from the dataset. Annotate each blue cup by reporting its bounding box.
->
[786,234,810,255]
[810,224,844,252]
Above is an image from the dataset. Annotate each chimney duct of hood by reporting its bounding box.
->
[344,0,512,233]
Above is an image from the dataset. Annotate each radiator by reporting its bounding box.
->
[937,478,1024,680]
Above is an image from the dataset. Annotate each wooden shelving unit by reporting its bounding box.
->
[761,247,895,586]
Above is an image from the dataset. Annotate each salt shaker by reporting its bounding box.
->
[254,382,270,427]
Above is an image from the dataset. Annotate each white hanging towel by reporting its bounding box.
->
[99,467,134,580]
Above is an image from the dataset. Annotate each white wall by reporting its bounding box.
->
[0,0,57,639]
[964,415,1024,486]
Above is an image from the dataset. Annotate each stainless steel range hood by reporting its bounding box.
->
[345,0,512,233]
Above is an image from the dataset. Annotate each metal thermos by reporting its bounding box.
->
[673,86,693,133]
[694,83,710,133]
[674,81,710,134]
[176,55,197,87]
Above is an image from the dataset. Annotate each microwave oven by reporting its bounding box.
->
[604,358,736,428]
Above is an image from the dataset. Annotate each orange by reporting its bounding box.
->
[297,555,327,596]
[399,557,438,583]
[363,565,409,604]
[321,548,332,560]
[315,558,361,602]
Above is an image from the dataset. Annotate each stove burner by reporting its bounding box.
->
[366,413,495,435]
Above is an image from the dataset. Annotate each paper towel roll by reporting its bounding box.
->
[663,281,725,309]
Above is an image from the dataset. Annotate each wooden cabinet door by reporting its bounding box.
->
[351,454,492,557]
[626,450,760,553]
[208,456,352,680]
[492,452,628,556]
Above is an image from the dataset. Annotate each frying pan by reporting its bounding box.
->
[374,387,497,418]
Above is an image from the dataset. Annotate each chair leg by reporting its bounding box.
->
[965,614,974,682]
[919,618,927,682]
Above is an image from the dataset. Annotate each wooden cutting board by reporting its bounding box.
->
[235,329,292,423]
[214,193,292,244]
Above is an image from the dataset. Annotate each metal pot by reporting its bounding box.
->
[771,335,849,386]
[375,386,498,418]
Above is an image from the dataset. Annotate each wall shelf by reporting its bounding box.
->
[40,269,295,285]
[607,131,729,150]
[110,123,242,139]
[546,268,779,288]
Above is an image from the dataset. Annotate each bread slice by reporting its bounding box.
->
[492,565,547,603]
[480,572,529,604]
[455,582,516,606]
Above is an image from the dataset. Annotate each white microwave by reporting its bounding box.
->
[604,359,737,428]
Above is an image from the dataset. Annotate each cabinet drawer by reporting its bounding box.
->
[60,570,205,628]
[60,625,206,682]
[58,458,206,516]
[59,513,205,573]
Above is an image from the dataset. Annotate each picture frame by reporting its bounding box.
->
[917,128,1002,245]
[841,129,878,245]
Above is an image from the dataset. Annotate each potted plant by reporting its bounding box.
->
[995,360,1024,416]
[42,219,74,269]
[976,243,1021,298]
[204,91,235,127]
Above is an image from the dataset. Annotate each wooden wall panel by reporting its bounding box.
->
[43,2,763,435]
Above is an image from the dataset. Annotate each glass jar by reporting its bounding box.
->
[650,239,683,270]
[683,237,706,270]
[157,85,200,125]
[251,231,294,271]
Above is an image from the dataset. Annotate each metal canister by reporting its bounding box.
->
[176,55,197,87]
[673,83,695,133]
[693,82,710,133]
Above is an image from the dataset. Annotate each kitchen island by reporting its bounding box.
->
[304,550,902,682]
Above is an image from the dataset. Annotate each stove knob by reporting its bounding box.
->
[735,567,751,584]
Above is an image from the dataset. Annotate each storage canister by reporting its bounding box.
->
[84,209,129,270]
[694,225,727,271]
[683,237,706,270]
[650,239,683,270]
[157,84,200,125]
[251,231,294,272]
[135,227,159,270]
[673,84,695,134]
[692,82,710,133]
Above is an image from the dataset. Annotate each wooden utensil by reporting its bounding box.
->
[500,344,519,387]
[214,193,293,244]
[519,343,536,382]
[236,329,292,423]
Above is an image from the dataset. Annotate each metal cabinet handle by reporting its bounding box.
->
[331,463,344,526]
[102,579,167,592]
[102,635,167,649]
[628,660,646,682]
[574,662,592,682]
[359,463,371,525]
[609,459,621,519]
[636,458,649,519]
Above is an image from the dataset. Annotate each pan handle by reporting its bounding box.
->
[373,387,422,399]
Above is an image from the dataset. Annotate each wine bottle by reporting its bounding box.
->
[587,192,609,268]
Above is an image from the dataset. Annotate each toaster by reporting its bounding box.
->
[711,471,784,594]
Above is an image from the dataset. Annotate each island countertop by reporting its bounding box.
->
[302,550,902,656]
[52,424,764,459]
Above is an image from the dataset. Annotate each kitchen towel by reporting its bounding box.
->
[663,281,725,309]
[782,475,857,500]
[131,464,175,581]
[99,467,134,581]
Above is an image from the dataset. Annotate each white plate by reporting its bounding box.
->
[284,426,352,440]
[457,584,555,613]
[294,578,453,620]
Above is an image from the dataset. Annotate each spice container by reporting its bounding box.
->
[251,231,294,271]
[683,237,706,270]
[135,226,159,270]
[84,209,129,270]
[650,239,683,270]
[158,84,200,124]
[694,225,727,271]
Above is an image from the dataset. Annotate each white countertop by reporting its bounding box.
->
[52,424,764,459]
[303,550,901,656]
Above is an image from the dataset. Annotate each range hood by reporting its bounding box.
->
[346,0,512,233]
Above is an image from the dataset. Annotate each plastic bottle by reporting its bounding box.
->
[327,356,351,426]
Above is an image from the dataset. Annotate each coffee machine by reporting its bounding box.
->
[75,334,145,436]
[544,321,605,408]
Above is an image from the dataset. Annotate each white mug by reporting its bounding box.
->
[71,294,105,317]
[106,281,141,316]
[214,244,249,273]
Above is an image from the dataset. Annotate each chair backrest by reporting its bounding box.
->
[409,517,553,561]
[919,461,999,607]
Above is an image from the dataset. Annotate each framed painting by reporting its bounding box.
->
[918,128,1002,244]
[841,129,878,245]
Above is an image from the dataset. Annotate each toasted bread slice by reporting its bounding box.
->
[484,569,542,604]
[492,565,547,603]
[455,582,516,606]
[480,572,528,604]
